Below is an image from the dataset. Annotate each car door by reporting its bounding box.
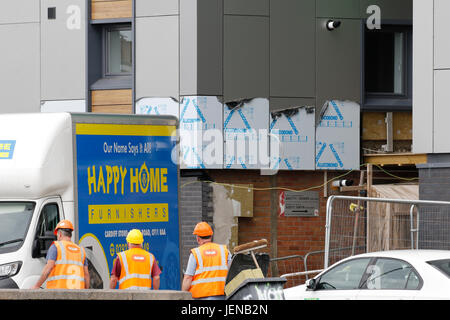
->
[356,257,422,300]
[24,197,63,288]
[304,257,372,300]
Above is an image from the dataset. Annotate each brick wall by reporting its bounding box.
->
[179,177,202,271]
[418,166,450,250]
[179,170,360,280]
[179,176,214,271]
[206,169,360,271]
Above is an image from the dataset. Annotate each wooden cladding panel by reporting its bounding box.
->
[91,89,132,114]
[362,112,412,141]
[91,0,132,20]
[91,105,133,114]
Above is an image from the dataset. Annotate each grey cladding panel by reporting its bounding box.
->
[136,0,179,17]
[316,0,360,18]
[197,0,223,96]
[180,0,197,96]
[360,0,412,21]
[224,16,269,102]
[270,0,315,98]
[316,19,362,118]
[224,0,269,16]
[0,0,39,24]
[136,16,179,99]
[0,24,40,113]
[270,97,316,113]
[41,0,86,101]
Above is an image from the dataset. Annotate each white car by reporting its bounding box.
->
[284,250,450,300]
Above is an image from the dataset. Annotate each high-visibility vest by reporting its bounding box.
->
[46,241,86,289]
[117,248,155,290]
[190,243,229,298]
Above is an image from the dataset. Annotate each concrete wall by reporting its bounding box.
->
[0,289,192,300]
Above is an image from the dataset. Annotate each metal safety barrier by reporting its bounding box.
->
[325,196,450,269]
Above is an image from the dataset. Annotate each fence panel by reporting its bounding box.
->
[269,255,305,288]
[325,196,450,268]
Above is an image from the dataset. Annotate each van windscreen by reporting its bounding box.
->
[0,202,35,253]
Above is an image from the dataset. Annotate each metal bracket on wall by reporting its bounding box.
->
[382,112,393,152]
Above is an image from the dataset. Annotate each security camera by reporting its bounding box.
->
[331,179,354,187]
[326,20,341,31]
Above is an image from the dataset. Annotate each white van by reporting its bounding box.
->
[0,113,181,289]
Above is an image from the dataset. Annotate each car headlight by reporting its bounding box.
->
[0,261,22,278]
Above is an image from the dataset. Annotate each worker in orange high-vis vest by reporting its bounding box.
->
[109,229,161,290]
[31,220,90,289]
[182,222,231,300]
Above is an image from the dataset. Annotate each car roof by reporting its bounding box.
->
[348,249,450,263]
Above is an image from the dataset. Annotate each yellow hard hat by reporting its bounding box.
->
[193,222,213,237]
[126,229,144,244]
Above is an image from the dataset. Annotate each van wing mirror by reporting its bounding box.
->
[32,231,56,258]
[40,231,57,252]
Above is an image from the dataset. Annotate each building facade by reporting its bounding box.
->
[413,0,450,250]
[0,0,415,275]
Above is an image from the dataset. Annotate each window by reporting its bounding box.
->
[32,203,59,258]
[427,259,450,278]
[316,258,371,290]
[36,204,59,238]
[0,202,35,253]
[364,25,412,110]
[104,25,132,76]
[362,258,422,290]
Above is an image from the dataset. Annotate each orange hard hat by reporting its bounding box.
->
[193,222,213,237]
[54,220,74,235]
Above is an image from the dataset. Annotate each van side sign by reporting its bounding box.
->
[0,140,16,159]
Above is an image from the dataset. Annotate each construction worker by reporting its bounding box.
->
[182,222,231,300]
[109,229,161,290]
[31,220,90,289]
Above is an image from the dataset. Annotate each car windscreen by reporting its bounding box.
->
[0,202,35,254]
[427,259,450,278]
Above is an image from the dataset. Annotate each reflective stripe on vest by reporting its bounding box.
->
[46,241,86,289]
[118,248,154,290]
[193,245,228,276]
[190,243,228,298]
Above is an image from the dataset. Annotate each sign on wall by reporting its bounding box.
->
[279,190,319,217]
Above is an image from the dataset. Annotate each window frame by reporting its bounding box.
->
[362,22,412,112]
[103,24,133,77]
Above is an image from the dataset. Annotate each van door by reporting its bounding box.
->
[22,197,63,288]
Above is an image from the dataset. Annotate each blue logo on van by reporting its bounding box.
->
[0,140,16,159]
